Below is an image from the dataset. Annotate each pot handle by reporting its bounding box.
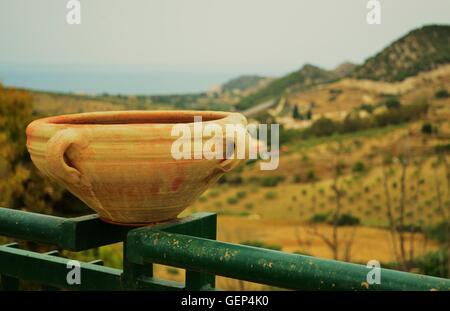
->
[45,128,87,187]
[219,129,253,172]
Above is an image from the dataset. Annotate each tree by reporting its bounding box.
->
[307,142,356,261]
[431,154,450,277]
[352,161,366,174]
[435,88,449,99]
[385,97,401,109]
[292,105,302,119]
[421,122,434,135]
[307,169,317,213]
[310,117,339,136]
[0,87,71,215]
[341,113,368,133]
[381,153,428,271]
[305,109,312,120]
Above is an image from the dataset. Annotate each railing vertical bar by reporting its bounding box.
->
[182,214,217,290]
[0,275,20,291]
[41,250,60,291]
[0,242,20,290]
[122,240,154,290]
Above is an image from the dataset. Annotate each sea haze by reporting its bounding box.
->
[0,64,238,95]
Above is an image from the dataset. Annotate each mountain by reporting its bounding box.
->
[332,62,357,77]
[236,24,450,111]
[352,25,450,82]
[236,64,347,111]
[222,75,267,92]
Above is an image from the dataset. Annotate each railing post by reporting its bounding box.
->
[181,215,216,290]
[123,212,217,290]
[122,239,154,290]
[41,250,61,291]
[0,243,20,291]
[0,275,20,291]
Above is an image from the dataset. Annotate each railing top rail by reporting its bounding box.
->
[1,207,450,291]
[126,229,450,291]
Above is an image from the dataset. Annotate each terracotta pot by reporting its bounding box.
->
[26,110,250,225]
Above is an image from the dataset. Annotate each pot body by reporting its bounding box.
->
[26,110,248,225]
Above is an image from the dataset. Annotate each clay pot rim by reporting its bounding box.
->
[31,110,240,126]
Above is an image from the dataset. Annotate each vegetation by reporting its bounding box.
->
[303,101,430,138]
[0,87,85,216]
[236,64,341,110]
[261,176,285,187]
[222,75,266,92]
[435,88,449,99]
[352,25,450,81]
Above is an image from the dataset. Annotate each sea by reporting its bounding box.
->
[0,64,238,95]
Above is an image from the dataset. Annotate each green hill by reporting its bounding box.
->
[236,64,343,111]
[236,24,450,111]
[352,24,450,82]
[222,75,267,92]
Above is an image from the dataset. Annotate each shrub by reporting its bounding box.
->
[227,197,239,205]
[435,88,449,99]
[236,191,247,199]
[421,122,435,135]
[244,203,254,210]
[309,213,328,223]
[218,174,243,185]
[375,101,429,127]
[306,169,316,181]
[425,222,448,244]
[329,88,342,95]
[335,213,360,226]
[293,174,302,183]
[309,117,339,136]
[305,110,312,120]
[341,114,369,133]
[413,249,448,278]
[238,211,250,217]
[248,176,261,184]
[250,186,260,193]
[292,105,302,119]
[435,144,450,154]
[359,103,374,113]
[261,175,285,187]
[352,161,366,173]
[265,191,277,200]
[384,97,401,109]
[208,190,220,198]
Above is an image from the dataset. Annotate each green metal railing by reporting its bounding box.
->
[0,207,449,291]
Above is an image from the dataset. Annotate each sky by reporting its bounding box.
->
[0,0,449,93]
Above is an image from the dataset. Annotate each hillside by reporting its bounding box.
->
[237,24,450,111]
[352,25,450,82]
[273,64,450,130]
[236,64,348,111]
[222,75,268,92]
